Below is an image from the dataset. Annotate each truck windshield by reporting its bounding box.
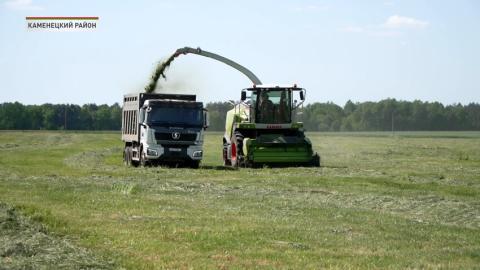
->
[146,106,203,127]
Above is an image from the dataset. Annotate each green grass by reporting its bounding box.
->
[0,202,114,269]
[0,131,479,269]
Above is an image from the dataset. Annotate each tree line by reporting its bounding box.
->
[207,99,480,131]
[0,102,121,130]
[1,99,479,131]
[301,100,480,131]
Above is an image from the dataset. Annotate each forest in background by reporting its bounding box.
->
[1,99,479,131]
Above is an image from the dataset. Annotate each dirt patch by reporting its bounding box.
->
[0,203,115,269]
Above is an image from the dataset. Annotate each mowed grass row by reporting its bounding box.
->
[0,131,479,269]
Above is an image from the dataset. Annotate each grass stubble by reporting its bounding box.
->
[0,131,479,269]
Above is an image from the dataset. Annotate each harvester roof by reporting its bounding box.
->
[245,84,303,91]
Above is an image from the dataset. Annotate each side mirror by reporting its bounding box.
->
[203,110,209,129]
[139,108,145,123]
[241,90,247,101]
[300,91,305,101]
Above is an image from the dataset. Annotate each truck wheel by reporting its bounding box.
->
[131,147,139,167]
[190,160,200,169]
[140,150,148,167]
[123,147,131,166]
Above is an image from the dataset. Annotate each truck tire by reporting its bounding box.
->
[189,160,200,169]
[123,147,131,166]
[131,147,139,167]
[140,148,148,167]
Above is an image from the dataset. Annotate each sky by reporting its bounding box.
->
[0,0,479,106]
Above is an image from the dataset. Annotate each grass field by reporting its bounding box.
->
[0,131,479,269]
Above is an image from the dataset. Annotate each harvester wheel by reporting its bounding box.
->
[234,131,244,156]
[223,143,231,166]
[244,160,256,168]
[230,132,245,168]
[230,142,239,167]
[311,153,321,167]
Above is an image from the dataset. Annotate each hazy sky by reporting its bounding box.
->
[0,0,479,106]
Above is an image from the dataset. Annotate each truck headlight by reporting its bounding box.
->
[147,148,158,156]
[192,151,203,157]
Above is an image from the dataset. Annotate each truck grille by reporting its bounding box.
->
[155,132,197,142]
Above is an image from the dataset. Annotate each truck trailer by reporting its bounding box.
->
[122,93,208,168]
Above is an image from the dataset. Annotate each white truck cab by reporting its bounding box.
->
[122,93,208,168]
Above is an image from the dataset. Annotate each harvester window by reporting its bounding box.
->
[255,90,291,124]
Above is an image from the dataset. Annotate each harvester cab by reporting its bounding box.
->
[223,85,320,168]
[240,85,305,124]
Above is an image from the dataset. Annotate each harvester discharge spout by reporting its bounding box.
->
[174,47,262,85]
[145,46,262,93]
